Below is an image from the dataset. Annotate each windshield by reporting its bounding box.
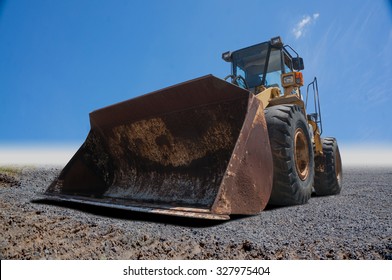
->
[265,49,283,87]
[232,42,269,88]
[232,43,292,89]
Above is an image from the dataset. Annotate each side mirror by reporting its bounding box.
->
[293,57,304,70]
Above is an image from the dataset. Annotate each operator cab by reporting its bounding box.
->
[222,37,304,94]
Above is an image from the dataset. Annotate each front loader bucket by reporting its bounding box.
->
[46,75,273,220]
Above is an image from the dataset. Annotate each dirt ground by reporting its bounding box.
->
[0,165,391,260]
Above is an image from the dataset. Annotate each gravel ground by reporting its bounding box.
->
[0,165,391,260]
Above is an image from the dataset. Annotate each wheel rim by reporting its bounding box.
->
[294,128,310,181]
[335,146,342,184]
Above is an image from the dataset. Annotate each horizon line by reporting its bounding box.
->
[0,143,391,167]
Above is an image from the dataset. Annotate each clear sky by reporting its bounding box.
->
[0,0,391,164]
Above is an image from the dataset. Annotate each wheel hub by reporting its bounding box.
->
[294,128,310,181]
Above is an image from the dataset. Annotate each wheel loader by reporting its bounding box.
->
[45,36,342,220]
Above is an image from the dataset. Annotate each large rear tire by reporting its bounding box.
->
[264,104,314,205]
[314,137,342,195]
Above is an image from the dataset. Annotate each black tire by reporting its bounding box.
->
[264,104,314,205]
[314,137,342,195]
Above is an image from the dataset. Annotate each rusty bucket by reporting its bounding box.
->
[45,75,273,220]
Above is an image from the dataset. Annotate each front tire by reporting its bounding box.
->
[265,104,314,205]
[314,137,342,195]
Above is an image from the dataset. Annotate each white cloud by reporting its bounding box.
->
[293,13,320,39]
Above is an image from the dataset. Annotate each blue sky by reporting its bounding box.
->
[1,0,391,148]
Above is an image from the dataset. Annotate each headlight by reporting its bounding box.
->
[282,74,294,85]
[270,36,283,47]
[281,72,303,87]
[222,51,232,62]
